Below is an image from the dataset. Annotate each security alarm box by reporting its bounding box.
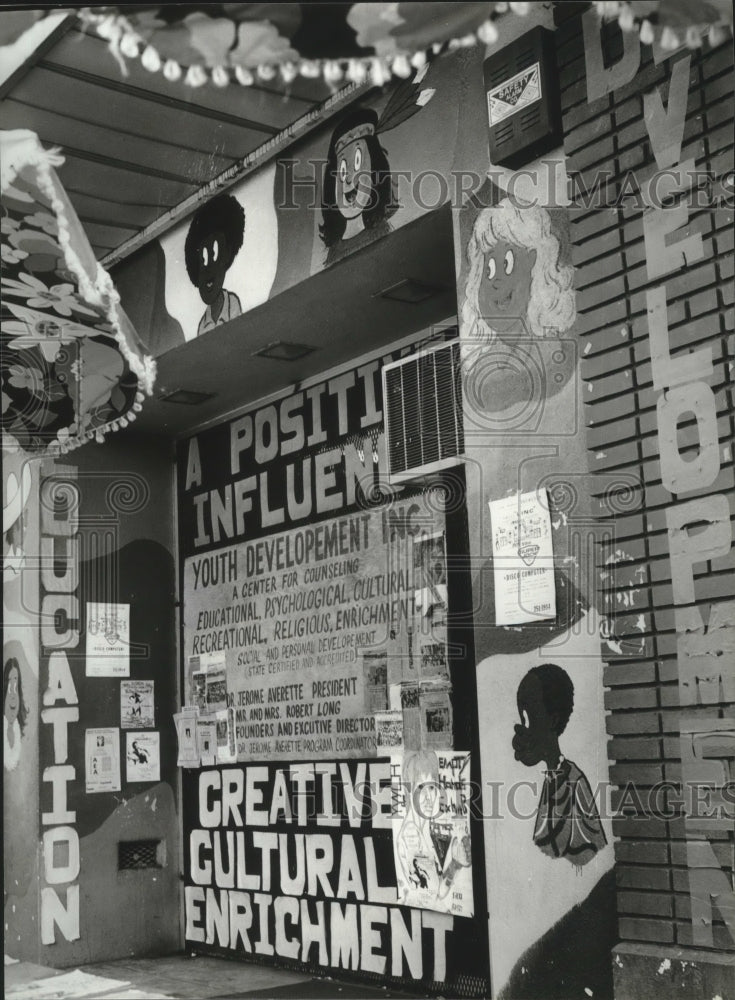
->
[484,26,562,169]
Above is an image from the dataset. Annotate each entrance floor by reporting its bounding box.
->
[4,954,419,999]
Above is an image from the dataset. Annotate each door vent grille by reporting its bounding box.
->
[118,839,162,870]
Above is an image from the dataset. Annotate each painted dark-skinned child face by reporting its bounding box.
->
[478,240,536,326]
[512,672,559,768]
[196,230,231,306]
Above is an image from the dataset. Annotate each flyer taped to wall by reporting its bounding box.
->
[86,603,130,676]
[175,710,200,768]
[391,749,473,917]
[126,731,160,782]
[413,530,448,618]
[121,680,154,729]
[197,717,217,766]
[85,728,121,793]
[362,650,389,713]
[375,710,404,751]
[420,681,453,750]
[205,657,228,713]
[489,489,556,625]
[216,707,236,763]
[188,655,207,713]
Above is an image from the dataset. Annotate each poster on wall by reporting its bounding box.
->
[488,490,556,625]
[86,602,130,676]
[391,750,473,918]
[413,530,448,618]
[216,707,236,763]
[175,709,200,767]
[85,727,121,793]
[197,717,217,765]
[183,491,445,762]
[205,656,228,713]
[121,680,154,729]
[125,731,160,782]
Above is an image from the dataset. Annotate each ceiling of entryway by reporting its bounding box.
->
[0,12,343,263]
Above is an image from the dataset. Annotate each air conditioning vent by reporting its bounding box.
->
[382,339,464,484]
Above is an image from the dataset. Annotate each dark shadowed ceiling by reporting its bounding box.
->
[0,13,341,263]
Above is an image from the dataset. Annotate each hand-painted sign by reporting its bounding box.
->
[184,763,454,981]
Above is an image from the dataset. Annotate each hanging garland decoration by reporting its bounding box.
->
[73,3,532,91]
[593,0,732,50]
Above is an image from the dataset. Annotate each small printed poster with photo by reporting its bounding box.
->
[421,642,449,680]
[420,681,453,750]
[413,531,448,618]
[216,707,236,763]
[362,650,389,713]
[188,655,208,713]
[126,731,160,783]
[400,681,421,751]
[121,680,154,729]
[197,717,217,766]
[376,710,404,751]
[85,728,121,793]
[205,657,228,714]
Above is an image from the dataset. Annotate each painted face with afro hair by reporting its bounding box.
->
[184,194,245,306]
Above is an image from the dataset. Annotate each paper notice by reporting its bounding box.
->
[205,658,228,714]
[85,728,121,792]
[489,489,556,625]
[362,650,389,713]
[391,750,473,917]
[400,681,421,751]
[216,707,236,763]
[197,718,217,766]
[420,642,449,680]
[375,710,404,751]
[126,731,160,782]
[420,681,453,750]
[188,655,207,713]
[121,680,154,729]
[175,710,199,768]
[86,603,130,676]
[413,531,448,618]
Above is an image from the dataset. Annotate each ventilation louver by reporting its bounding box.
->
[382,339,464,484]
[483,26,562,169]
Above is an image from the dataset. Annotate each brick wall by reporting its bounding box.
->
[555,3,734,956]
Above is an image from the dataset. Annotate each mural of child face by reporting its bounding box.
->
[4,662,20,723]
[196,230,230,306]
[336,138,372,220]
[512,672,558,768]
[478,240,536,330]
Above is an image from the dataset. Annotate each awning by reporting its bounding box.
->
[1,130,156,454]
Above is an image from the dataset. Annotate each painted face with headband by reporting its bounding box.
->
[334,121,374,220]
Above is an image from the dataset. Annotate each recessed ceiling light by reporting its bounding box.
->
[252,341,316,361]
[375,279,446,303]
[159,389,215,405]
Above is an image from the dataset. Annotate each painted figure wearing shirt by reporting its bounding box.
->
[512,663,607,867]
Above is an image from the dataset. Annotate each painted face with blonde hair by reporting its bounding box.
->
[478,238,537,330]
